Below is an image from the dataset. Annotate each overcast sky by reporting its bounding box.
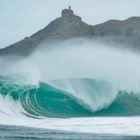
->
[1,0,140,48]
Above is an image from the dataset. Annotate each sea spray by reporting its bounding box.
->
[0,38,140,117]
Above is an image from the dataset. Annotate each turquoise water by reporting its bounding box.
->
[1,74,140,139]
[1,75,140,118]
[1,39,140,139]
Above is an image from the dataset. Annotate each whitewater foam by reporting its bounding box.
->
[0,93,140,136]
[1,39,140,135]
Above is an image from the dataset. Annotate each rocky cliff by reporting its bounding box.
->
[1,9,140,56]
[91,17,140,47]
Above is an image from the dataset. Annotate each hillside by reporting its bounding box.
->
[1,7,140,56]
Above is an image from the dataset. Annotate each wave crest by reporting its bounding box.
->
[0,75,140,117]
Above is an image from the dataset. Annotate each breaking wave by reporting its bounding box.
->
[0,75,140,118]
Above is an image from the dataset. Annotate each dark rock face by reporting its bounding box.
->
[0,10,90,56]
[90,17,140,47]
[62,8,74,17]
[31,14,88,41]
[1,9,140,57]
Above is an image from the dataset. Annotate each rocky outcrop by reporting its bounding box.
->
[90,17,140,47]
[0,9,90,56]
[1,9,140,56]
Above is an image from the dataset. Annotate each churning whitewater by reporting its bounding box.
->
[1,39,140,135]
[1,75,140,118]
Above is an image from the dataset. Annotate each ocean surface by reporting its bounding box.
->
[1,125,140,140]
[1,40,140,139]
[0,75,140,139]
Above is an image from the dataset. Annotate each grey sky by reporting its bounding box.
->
[0,0,140,48]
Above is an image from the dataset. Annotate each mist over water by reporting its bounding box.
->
[1,38,140,135]
[1,38,140,91]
